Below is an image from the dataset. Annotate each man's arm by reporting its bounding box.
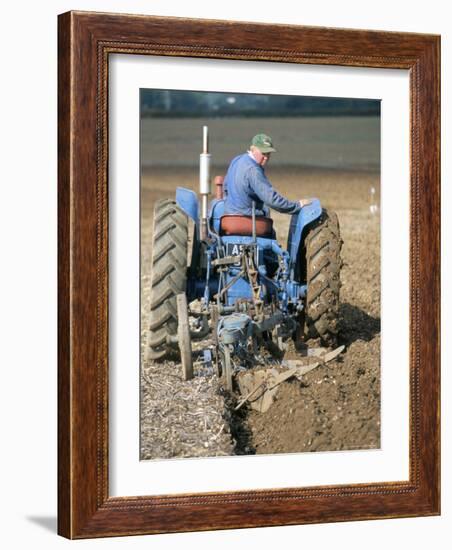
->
[248,166,301,214]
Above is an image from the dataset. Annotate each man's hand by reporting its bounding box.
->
[299,198,313,208]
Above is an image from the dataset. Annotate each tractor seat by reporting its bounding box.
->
[220,215,274,238]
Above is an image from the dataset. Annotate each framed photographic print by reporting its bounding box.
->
[58,11,440,538]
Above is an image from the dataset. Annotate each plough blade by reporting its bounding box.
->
[236,345,345,413]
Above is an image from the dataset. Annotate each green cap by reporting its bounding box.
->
[251,133,276,153]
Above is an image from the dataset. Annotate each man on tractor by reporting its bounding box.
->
[145,127,342,365]
[223,133,312,217]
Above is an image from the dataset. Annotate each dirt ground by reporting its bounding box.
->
[140,166,380,459]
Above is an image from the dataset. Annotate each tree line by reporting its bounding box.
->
[141,90,380,118]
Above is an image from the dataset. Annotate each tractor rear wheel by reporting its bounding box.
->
[144,199,188,361]
[304,209,342,347]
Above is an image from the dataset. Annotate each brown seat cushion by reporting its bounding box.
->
[220,215,273,237]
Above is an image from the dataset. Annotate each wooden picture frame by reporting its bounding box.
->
[58,11,440,539]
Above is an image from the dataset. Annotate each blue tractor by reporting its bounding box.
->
[145,128,342,390]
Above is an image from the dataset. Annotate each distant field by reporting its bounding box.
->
[140,116,380,171]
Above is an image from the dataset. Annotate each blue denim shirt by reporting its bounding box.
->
[223,153,300,216]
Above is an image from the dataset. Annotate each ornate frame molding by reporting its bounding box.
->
[58,11,440,538]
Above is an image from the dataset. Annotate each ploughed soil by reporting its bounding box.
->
[140,166,380,459]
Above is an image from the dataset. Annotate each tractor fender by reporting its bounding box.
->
[287,198,323,277]
[209,198,225,234]
[176,187,199,223]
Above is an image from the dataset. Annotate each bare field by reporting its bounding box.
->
[140,166,381,459]
[140,116,380,171]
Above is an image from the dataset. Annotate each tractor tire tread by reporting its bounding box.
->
[145,199,188,361]
[304,208,342,346]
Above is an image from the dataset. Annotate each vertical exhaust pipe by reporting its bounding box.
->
[199,126,211,240]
